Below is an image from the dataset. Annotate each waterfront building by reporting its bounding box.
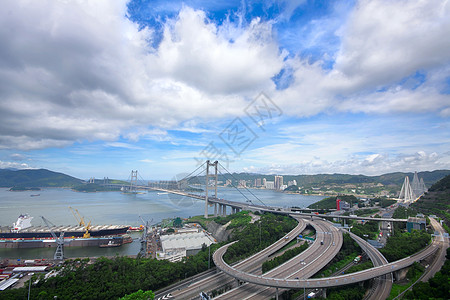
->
[265,181,275,189]
[274,175,283,190]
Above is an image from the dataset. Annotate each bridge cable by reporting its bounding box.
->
[176,161,207,184]
[218,162,267,207]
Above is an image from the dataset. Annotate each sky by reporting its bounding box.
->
[0,0,449,180]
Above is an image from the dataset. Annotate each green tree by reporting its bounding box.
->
[119,289,154,300]
[173,217,182,228]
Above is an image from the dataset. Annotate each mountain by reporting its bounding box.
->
[211,170,450,188]
[0,168,83,188]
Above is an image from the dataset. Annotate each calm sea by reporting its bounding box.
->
[0,187,324,260]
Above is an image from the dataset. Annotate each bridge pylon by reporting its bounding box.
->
[205,160,218,218]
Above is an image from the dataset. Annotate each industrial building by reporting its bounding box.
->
[406,217,426,233]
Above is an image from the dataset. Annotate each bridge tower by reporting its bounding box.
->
[205,160,218,218]
[130,170,138,193]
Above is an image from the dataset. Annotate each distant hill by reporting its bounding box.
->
[212,170,450,188]
[411,174,450,228]
[0,168,83,188]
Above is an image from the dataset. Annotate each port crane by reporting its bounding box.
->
[41,216,64,260]
[68,207,92,238]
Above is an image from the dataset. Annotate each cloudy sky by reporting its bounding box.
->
[0,0,449,180]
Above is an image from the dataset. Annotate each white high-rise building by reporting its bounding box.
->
[274,175,283,190]
[265,181,275,189]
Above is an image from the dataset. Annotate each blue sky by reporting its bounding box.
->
[0,0,449,180]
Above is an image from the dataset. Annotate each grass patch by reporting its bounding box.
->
[313,252,358,278]
[262,242,309,273]
[186,215,210,229]
[344,260,373,274]
[273,239,298,255]
[387,263,424,300]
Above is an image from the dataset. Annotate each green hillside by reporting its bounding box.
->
[211,170,450,188]
[411,174,450,229]
[0,168,83,188]
[307,195,358,210]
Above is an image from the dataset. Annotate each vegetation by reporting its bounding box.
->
[185,215,209,230]
[308,195,358,210]
[351,220,379,240]
[344,260,373,274]
[8,186,41,191]
[119,290,154,300]
[313,233,361,278]
[316,283,367,300]
[223,213,297,264]
[0,168,83,188]
[213,210,252,229]
[344,208,379,217]
[186,210,252,231]
[380,230,430,262]
[404,248,450,299]
[2,212,297,300]
[391,206,416,232]
[1,242,221,300]
[210,170,450,189]
[262,242,309,273]
[72,183,122,192]
[386,263,425,300]
[284,185,299,192]
[411,174,450,228]
[173,217,182,228]
[371,197,397,208]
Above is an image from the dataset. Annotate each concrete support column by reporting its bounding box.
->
[222,205,227,217]
[275,288,279,300]
[214,203,217,217]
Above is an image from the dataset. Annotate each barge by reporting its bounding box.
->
[0,214,132,249]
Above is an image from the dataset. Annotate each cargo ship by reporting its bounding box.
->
[0,214,131,249]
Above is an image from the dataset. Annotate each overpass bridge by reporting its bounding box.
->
[212,217,444,289]
[112,162,445,299]
[109,183,408,223]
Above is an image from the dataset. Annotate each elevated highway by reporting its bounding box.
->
[345,230,392,300]
[216,219,343,299]
[111,184,407,223]
[163,215,307,300]
[212,219,442,289]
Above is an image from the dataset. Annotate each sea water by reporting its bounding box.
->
[0,187,324,259]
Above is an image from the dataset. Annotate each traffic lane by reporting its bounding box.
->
[214,240,439,289]
[244,221,343,300]
[421,218,449,282]
[215,220,343,299]
[215,222,326,299]
[171,216,307,299]
[213,224,440,289]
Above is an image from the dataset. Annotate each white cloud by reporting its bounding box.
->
[334,0,450,88]
[0,1,283,150]
[243,151,450,176]
[0,0,449,177]
[0,160,32,170]
[275,0,450,117]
